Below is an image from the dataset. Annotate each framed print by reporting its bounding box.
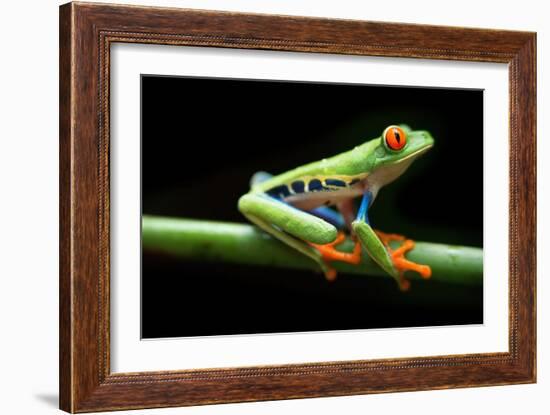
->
[59,2,536,412]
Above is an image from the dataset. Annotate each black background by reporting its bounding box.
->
[141,75,483,338]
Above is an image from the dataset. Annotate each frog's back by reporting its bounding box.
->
[251,139,377,193]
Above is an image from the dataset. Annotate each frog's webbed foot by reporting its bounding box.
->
[375,230,432,291]
[308,231,361,282]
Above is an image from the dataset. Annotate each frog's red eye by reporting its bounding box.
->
[384,126,407,151]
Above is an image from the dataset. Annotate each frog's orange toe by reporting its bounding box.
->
[324,267,338,282]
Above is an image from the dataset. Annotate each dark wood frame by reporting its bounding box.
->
[59,2,536,412]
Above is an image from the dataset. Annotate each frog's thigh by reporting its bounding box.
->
[238,193,337,244]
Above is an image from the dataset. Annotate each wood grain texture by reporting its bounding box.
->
[59,2,536,412]
[59,3,73,411]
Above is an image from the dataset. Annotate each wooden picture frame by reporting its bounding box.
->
[59,2,536,412]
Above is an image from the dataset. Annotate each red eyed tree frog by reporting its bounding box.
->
[238,125,434,290]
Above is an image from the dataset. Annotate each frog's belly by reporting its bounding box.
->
[285,187,362,211]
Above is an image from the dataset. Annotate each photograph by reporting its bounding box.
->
[141,75,484,338]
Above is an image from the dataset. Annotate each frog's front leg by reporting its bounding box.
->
[351,192,431,290]
[238,193,340,280]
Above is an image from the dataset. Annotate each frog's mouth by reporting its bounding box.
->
[371,143,433,188]
[396,143,433,163]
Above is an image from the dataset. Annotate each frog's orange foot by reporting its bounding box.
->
[392,240,431,278]
[309,232,362,282]
[391,239,432,291]
[374,230,431,291]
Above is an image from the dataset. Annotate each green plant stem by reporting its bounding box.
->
[142,215,482,285]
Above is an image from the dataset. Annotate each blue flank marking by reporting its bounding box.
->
[308,179,324,191]
[309,206,345,229]
[357,191,372,225]
[291,180,305,194]
[325,178,347,187]
[266,184,291,199]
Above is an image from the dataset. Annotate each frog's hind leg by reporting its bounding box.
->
[238,193,339,280]
[243,212,338,280]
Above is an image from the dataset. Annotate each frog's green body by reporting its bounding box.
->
[238,125,434,290]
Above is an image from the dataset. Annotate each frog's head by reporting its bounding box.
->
[367,124,434,190]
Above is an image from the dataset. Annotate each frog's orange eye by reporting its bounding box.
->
[384,126,407,151]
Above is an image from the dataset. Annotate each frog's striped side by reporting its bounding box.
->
[264,175,361,198]
[265,175,363,197]
[261,175,366,210]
